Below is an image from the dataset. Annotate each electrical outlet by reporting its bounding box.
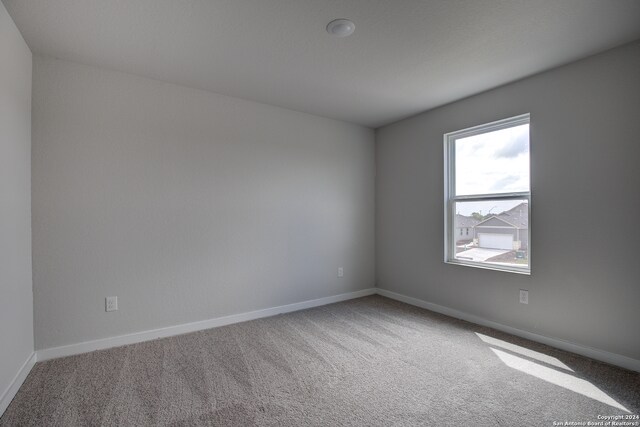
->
[106,296,118,312]
[519,289,529,305]
[338,267,344,278]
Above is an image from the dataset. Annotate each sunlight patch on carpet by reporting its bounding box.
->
[475,333,573,371]
[490,348,629,413]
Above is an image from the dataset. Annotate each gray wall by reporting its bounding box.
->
[32,56,375,350]
[376,41,640,360]
[0,0,33,400]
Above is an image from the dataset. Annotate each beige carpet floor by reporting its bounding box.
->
[2,295,639,426]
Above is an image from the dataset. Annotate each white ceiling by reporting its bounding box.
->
[4,0,640,128]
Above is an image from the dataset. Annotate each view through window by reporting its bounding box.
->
[445,114,530,273]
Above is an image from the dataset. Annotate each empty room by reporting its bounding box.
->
[1,0,639,425]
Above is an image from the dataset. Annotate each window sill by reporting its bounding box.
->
[445,259,531,275]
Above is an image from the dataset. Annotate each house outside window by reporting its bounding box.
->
[444,114,530,274]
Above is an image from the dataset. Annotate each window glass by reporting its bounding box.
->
[453,200,528,268]
[455,124,529,196]
[445,114,530,274]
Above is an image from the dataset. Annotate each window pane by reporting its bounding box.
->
[454,200,528,269]
[455,124,529,196]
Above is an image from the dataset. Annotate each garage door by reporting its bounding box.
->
[478,233,513,250]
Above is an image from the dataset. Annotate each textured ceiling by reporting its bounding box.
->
[4,0,640,128]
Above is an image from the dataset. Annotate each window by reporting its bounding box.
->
[444,114,530,274]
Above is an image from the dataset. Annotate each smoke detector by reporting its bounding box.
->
[326,19,355,37]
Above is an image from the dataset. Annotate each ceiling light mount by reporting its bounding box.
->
[326,19,355,37]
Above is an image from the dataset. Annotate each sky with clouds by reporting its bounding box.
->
[454,124,529,216]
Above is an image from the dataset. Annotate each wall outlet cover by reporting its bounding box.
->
[106,296,118,312]
[519,289,529,304]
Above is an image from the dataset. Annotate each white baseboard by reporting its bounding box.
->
[0,352,36,417]
[36,288,377,362]
[33,286,640,373]
[376,288,640,373]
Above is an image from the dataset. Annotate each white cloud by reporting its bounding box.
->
[455,124,529,196]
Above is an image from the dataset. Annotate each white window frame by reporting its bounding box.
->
[443,113,531,274]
